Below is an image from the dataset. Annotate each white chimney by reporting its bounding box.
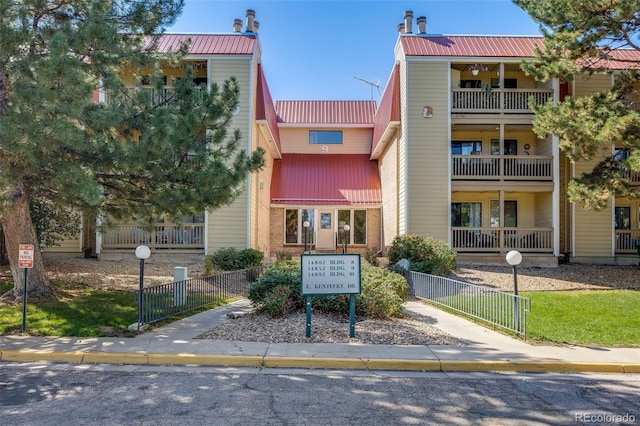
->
[404,10,413,34]
[245,9,256,33]
[233,18,242,33]
[417,16,427,34]
[397,23,405,34]
[254,20,259,32]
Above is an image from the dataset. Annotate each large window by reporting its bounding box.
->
[615,207,631,230]
[338,209,367,244]
[451,203,482,227]
[452,141,482,155]
[491,201,517,227]
[309,130,343,145]
[285,209,315,244]
[491,139,518,155]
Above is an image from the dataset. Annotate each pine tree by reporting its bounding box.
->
[0,1,264,298]
[515,0,640,210]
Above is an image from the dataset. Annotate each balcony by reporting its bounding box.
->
[102,222,205,250]
[615,230,640,254]
[452,227,553,254]
[452,155,553,181]
[451,89,553,114]
[105,86,204,106]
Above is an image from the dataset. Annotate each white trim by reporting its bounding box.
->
[204,210,209,255]
[246,56,255,248]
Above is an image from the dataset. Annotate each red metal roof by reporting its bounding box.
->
[146,34,256,55]
[400,35,544,58]
[271,154,381,205]
[371,64,400,156]
[255,64,281,156]
[275,101,376,125]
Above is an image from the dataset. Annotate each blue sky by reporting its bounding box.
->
[168,1,542,102]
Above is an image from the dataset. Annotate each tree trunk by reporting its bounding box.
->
[0,182,52,298]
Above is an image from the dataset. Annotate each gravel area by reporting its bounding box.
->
[2,258,639,345]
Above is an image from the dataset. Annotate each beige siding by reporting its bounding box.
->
[574,73,613,96]
[379,137,399,250]
[406,61,449,241]
[571,73,614,259]
[279,128,372,154]
[206,57,253,251]
[43,236,82,254]
[254,126,276,255]
[534,193,553,228]
[573,156,613,258]
[397,59,408,234]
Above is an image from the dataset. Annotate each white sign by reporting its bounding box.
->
[18,244,34,269]
[301,254,361,295]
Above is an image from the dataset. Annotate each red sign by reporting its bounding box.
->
[18,244,34,269]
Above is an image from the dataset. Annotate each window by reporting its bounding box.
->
[490,78,517,88]
[615,207,631,230]
[285,209,315,244]
[452,141,482,155]
[451,203,482,227]
[337,209,367,244]
[491,201,517,227]
[309,130,342,145]
[491,139,518,155]
[460,80,482,88]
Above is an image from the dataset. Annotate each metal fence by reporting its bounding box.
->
[134,268,260,325]
[408,271,530,337]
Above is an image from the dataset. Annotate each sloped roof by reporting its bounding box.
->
[255,64,281,156]
[271,154,381,205]
[275,101,376,125]
[400,35,544,58]
[371,64,400,157]
[147,34,257,55]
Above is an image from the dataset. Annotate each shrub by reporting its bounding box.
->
[204,247,265,275]
[248,260,304,314]
[275,251,292,261]
[364,247,380,266]
[248,260,409,319]
[387,234,456,276]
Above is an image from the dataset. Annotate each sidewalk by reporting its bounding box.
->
[1,300,639,373]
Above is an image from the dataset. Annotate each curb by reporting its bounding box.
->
[3,350,640,373]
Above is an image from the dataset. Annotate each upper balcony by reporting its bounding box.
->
[105,86,204,107]
[452,154,553,182]
[451,88,553,114]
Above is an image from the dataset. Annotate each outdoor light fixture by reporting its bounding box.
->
[505,250,522,331]
[303,220,310,253]
[135,245,151,331]
[342,224,350,254]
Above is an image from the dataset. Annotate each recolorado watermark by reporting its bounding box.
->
[575,413,636,424]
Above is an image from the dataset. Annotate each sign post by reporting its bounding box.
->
[301,253,361,337]
[18,244,35,333]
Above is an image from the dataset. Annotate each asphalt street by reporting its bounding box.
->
[2,363,639,426]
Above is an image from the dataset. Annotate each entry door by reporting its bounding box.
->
[316,210,335,250]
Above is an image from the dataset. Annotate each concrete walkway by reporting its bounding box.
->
[1,300,639,373]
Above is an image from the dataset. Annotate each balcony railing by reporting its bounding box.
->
[452,88,553,113]
[105,86,204,106]
[615,230,640,254]
[452,227,553,253]
[102,223,205,250]
[452,155,553,180]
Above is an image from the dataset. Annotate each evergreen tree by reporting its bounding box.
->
[0,1,264,298]
[515,0,640,210]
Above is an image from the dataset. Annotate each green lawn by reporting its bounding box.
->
[0,281,231,337]
[523,290,640,347]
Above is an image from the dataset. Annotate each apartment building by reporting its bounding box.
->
[45,9,640,266]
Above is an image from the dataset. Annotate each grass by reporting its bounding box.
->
[523,290,640,347]
[0,280,232,337]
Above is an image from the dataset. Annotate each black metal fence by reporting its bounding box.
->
[134,267,261,325]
